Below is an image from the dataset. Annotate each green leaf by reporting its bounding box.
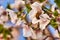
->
[0,24,4,33]
[3,29,12,39]
[53,10,58,16]
[50,19,58,28]
[7,4,11,9]
[55,0,60,8]
[39,0,45,2]
[26,4,31,13]
[0,24,12,39]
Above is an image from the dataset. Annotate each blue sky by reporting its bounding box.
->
[0,0,55,8]
[0,0,14,8]
[49,0,55,4]
[0,0,55,40]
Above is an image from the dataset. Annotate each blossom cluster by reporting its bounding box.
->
[0,0,60,40]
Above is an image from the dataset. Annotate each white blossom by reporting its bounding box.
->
[27,9,37,22]
[36,31,43,40]
[31,2,43,10]
[53,30,59,38]
[10,0,25,10]
[51,4,56,12]
[23,25,32,37]
[6,9,18,24]
[15,18,22,26]
[39,14,51,19]
[0,15,8,22]
[45,37,53,40]
[57,9,60,14]
[58,26,60,32]
[30,28,37,39]
[32,17,40,24]
[39,14,51,30]
[0,6,5,15]
[11,28,19,40]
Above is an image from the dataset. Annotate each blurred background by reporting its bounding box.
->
[0,0,55,40]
